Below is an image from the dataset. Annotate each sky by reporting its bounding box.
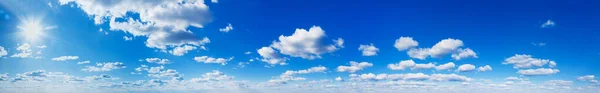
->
[0,0,599,93]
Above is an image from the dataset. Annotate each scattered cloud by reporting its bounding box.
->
[477,65,493,72]
[517,68,560,76]
[0,46,7,57]
[503,54,556,69]
[264,26,343,60]
[82,62,126,72]
[219,23,233,32]
[577,75,598,83]
[257,47,287,66]
[123,36,133,41]
[190,70,234,82]
[11,43,33,58]
[412,62,436,70]
[457,64,476,72]
[51,56,79,61]
[77,60,90,65]
[349,73,472,82]
[358,44,379,56]
[388,60,416,70]
[451,48,477,60]
[406,38,477,60]
[194,56,233,65]
[337,61,373,73]
[532,42,546,46]
[145,58,172,65]
[541,20,556,28]
[268,66,327,85]
[394,37,418,51]
[435,62,456,71]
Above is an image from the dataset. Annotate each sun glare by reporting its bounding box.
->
[17,15,52,43]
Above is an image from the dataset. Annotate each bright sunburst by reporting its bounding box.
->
[17,15,53,43]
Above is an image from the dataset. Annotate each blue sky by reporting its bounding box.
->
[0,0,599,93]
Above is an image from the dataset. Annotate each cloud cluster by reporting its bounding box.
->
[51,56,79,61]
[358,44,379,56]
[145,58,172,65]
[337,61,373,73]
[0,46,7,57]
[82,62,126,72]
[268,66,327,85]
[503,54,559,76]
[59,0,212,56]
[349,73,472,82]
[194,56,233,65]
[404,38,478,60]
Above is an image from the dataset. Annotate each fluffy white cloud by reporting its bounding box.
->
[503,54,556,69]
[544,80,572,86]
[257,47,287,65]
[394,37,418,51]
[123,36,133,41]
[349,73,471,82]
[269,26,343,59]
[77,61,90,65]
[435,62,455,71]
[412,62,436,70]
[194,56,233,65]
[388,60,415,70]
[145,66,182,79]
[82,62,126,72]
[145,58,172,65]
[477,65,493,72]
[577,75,597,83]
[335,77,343,81]
[11,43,32,58]
[451,48,477,60]
[219,23,233,32]
[190,70,234,82]
[406,38,476,60]
[59,0,212,56]
[517,68,560,76]
[51,56,79,61]
[358,44,379,56]
[337,61,373,73]
[169,45,205,56]
[269,66,327,84]
[457,64,476,72]
[0,46,7,57]
[541,20,556,28]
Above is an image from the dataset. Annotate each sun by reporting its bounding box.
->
[17,15,53,43]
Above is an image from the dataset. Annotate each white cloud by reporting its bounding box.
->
[211,0,219,3]
[457,64,476,72]
[505,77,527,81]
[269,66,327,84]
[577,75,597,83]
[503,54,556,69]
[82,62,126,72]
[0,46,7,57]
[429,38,463,58]
[219,23,233,32]
[358,44,379,56]
[477,65,493,72]
[412,62,436,70]
[335,77,343,81]
[190,70,234,82]
[337,61,373,73]
[544,80,573,86]
[123,36,133,41]
[257,47,287,66]
[451,48,477,60]
[407,48,429,59]
[146,66,182,79]
[349,73,471,82]
[435,62,455,71]
[194,56,233,65]
[244,51,252,55]
[388,60,415,70]
[51,56,79,61]
[394,37,418,51]
[169,45,200,56]
[77,61,90,65]
[532,42,546,46]
[145,58,172,65]
[517,68,560,76]
[541,20,556,28]
[11,43,32,58]
[269,26,343,60]
[59,0,212,56]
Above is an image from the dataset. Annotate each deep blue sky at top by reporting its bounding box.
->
[0,0,599,83]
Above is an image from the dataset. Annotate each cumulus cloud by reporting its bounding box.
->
[82,62,126,72]
[358,44,379,56]
[257,47,287,65]
[337,61,373,73]
[335,77,343,81]
[477,65,493,72]
[194,56,233,65]
[406,38,476,60]
[541,20,556,28]
[51,56,79,61]
[451,48,477,60]
[394,37,418,51]
[503,54,556,69]
[190,70,234,82]
[169,45,205,56]
[435,62,455,71]
[517,68,560,76]
[268,26,343,59]
[388,60,415,70]
[146,66,182,79]
[219,23,233,32]
[77,61,91,65]
[123,36,133,41]
[59,0,212,56]
[349,73,471,82]
[577,75,597,83]
[412,62,436,70]
[11,43,33,58]
[0,46,7,57]
[457,64,476,72]
[269,66,327,84]
[145,58,172,65]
